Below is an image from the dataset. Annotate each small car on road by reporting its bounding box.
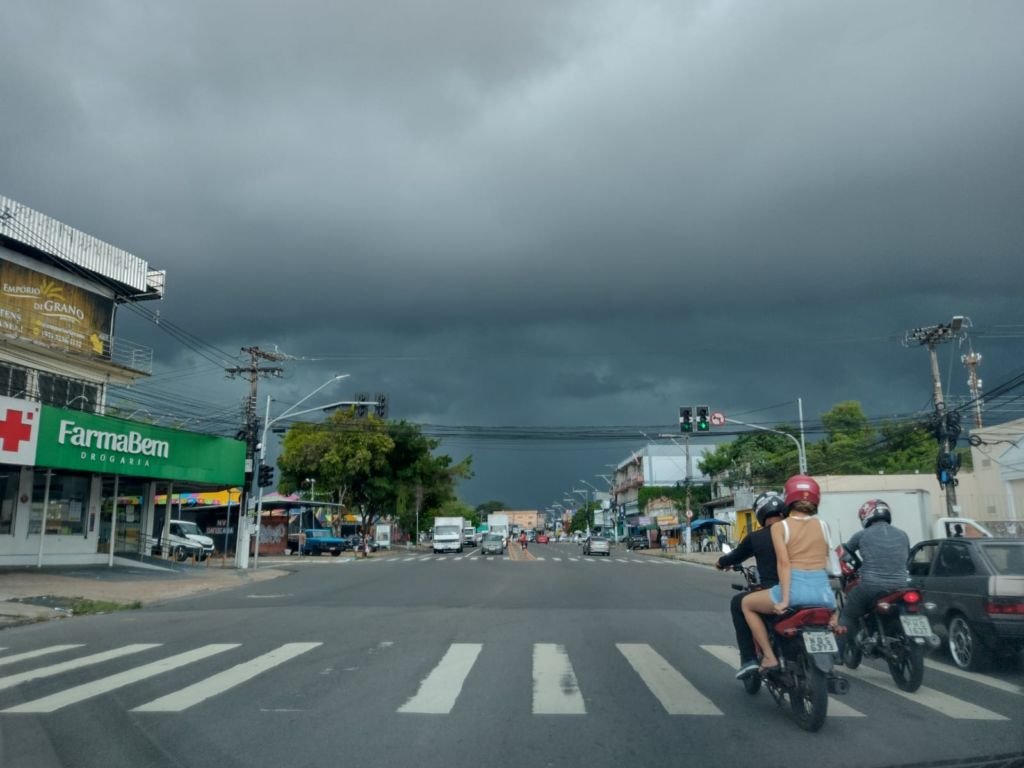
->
[908,537,1024,670]
[536,533,549,544]
[583,536,610,556]
[480,533,505,556]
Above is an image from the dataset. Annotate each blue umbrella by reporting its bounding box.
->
[691,518,729,530]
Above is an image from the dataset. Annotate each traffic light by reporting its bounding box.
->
[258,463,275,488]
[355,392,370,418]
[696,405,710,432]
[679,406,693,433]
[374,393,388,418]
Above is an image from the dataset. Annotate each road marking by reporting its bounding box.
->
[452,556,463,561]
[700,645,864,717]
[924,660,1024,696]
[3,644,238,713]
[245,594,290,599]
[133,643,321,712]
[617,644,721,716]
[569,558,580,562]
[631,559,646,563]
[0,644,161,692]
[533,644,585,715]
[0,645,84,668]
[418,556,432,561]
[583,557,596,563]
[847,664,1010,720]
[398,644,482,714]
[403,557,417,562]
[534,557,545,561]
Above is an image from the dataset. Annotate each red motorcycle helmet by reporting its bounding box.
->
[783,474,821,510]
[857,499,892,528]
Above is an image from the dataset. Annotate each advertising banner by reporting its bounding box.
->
[0,258,114,360]
[33,405,245,485]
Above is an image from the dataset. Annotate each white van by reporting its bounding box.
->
[169,520,215,561]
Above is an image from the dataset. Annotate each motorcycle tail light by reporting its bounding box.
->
[903,591,921,604]
[781,628,798,638]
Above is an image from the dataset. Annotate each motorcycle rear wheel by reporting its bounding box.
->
[888,642,925,692]
[790,652,829,732]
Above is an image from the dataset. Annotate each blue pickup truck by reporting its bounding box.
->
[297,529,352,556]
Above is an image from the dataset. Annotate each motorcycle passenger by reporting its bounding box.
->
[741,475,837,673]
[717,491,786,679]
[837,499,911,650]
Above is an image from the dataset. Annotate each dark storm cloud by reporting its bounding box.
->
[2,1,1022,506]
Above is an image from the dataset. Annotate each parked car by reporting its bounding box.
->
[583,536,610,557]
[300,529,352,556]
[627,534,650,550]
[536,533,549,544]
[480,533,505,556]
[907,537,1024,670]
[168,520,214,561]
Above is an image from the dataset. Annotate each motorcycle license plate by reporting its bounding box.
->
[802,631,838,654]
[900,615,932,637]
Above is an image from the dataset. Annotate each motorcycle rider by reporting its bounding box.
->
[717,491,786,679]
[741,474,837,673]
[837,499,911,652]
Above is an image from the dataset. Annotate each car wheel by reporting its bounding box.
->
[948,613,992,671]
[172,545,187,562]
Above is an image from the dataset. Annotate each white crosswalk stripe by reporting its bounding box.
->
[3,645,238,713]
[553,557,562,562]
[924,660,1024,696]
[533,644,585,715]
[534,557,545,561]
[0,644,161,692]
[133,643,321,712]
[398,643,482,714]
[846,664,1010,720]
[0,645,84,668]
[699,645,864,717]
[618,644,721,715]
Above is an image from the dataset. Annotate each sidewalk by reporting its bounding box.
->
[0,564,288,629]
[628,547,723,567]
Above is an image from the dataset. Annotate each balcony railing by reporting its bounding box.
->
[107,337,153,375]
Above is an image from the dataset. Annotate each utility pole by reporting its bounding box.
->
[903,317,964,516]
[962,349,984,430]
[225,346,285,568]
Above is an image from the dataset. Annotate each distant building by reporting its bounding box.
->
[612,443,712,519]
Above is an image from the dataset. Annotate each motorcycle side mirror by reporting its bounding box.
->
[720,543,732,555]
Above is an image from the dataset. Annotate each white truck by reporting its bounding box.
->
[815,490,991,547]
[433,516,465,554]
[487,513,510,549]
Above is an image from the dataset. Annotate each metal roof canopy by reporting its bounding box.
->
[0,195,164,299]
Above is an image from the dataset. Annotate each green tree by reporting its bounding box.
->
[698,430,799,487]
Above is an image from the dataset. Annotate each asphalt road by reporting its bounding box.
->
[1,542,1022,768]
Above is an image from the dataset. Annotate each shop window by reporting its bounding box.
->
[29,471,91,535]
[0,362,29,398]
[0,469,17,535]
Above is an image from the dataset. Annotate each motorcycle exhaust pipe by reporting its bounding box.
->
[827,675,850,695]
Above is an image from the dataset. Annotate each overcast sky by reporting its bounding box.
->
[2,1,1022,508]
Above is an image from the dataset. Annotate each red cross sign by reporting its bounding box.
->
[0,397,41,465]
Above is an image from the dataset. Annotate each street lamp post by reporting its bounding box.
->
[250,374,350,569]
[723,418,808,475]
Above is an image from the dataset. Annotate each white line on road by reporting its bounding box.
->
[398,644,482,714]
[631,559,646,563]
[3,645,239,713]
[534,557,545,561]
[0,644,161,692]
[533,644,586,715]
[617,644,721,716]
[553,557,562,562]
[569,558,580,562]
[418,556,432,561]
[924,659,1024,695]
[847,664,1010,720]
[403,557,417,562]
[0,645,84,668]
[133,643,321,712]
[699,645,864,717]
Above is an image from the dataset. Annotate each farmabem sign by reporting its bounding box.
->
[25,404,245,485]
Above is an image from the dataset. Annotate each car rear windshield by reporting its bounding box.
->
[981,543,1024,575]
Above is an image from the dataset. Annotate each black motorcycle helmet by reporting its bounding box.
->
[753,491,786,527]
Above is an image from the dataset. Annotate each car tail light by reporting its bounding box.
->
[985,598,1024,616]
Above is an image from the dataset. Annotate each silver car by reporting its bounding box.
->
[583,536,610,556]
[480,533,505,556]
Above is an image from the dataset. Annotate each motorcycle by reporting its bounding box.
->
[732,563,849,732]
[837,548,939,692]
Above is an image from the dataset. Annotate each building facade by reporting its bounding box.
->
[0,196,244,566]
